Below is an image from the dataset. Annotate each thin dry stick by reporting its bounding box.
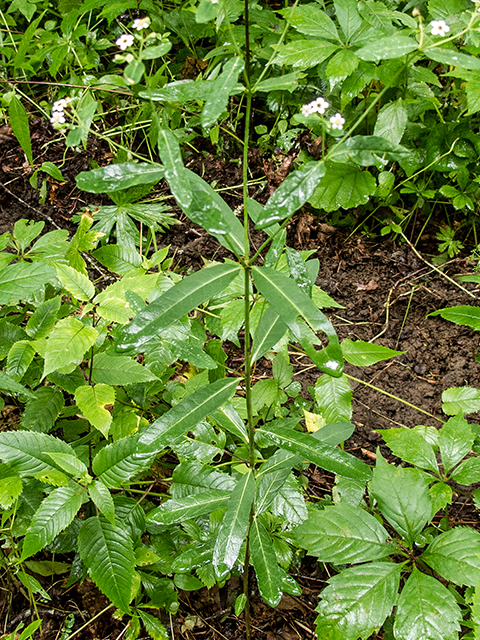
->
[64,604,113,640]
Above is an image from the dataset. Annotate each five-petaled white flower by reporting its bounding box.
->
[430,20,450,36]
[329,113,345,130]
[301,96,330,117]
[116,34,135,50]
[132,17,151,30]
[52,99,67,112]
[50,111,66,125]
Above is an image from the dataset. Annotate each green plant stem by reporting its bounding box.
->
[344,373,445,423]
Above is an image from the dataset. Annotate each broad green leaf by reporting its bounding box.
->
[171,461,236,499]
[97,296,132,324]
[21,387,64,433]
[24,560,70,577]
[75,384,115,437]
[255,71,304,93]
[315,562,401,640]
[252,266,343,376]
[0,371,36,398]
[138,378,238,450]
[376,427,438,473]
[0,319,27,358]
[256,162,326,229]
[370,453,431,544]
[54,263,95,301]
[312,421,356,446]
[251,306,288,363]
[429,481,452,516]
[25,296,61,339]
[93,436,155,488]
[210,403,249,443]
[147,490,230,527]
[295,502,394,564]
[438,414,473,473]
[442,386,480,415]
[259,424,371,481]
[356,36,417,61]
[8,96,33,165]
[429,305,480,331]
[92,245,142,275]
[272,475,308,525]
[332,135,410,166]
[76,163,165,193]
[43,317,98,377]
[201,57,245,129]
[275,40,339,68]
[45,452,88,479]
[285,4,340,40]
[326,48,359,83]
[341,339,405,366]
[6,340,35,381]
[250,518,283,607]
[450,457,480,484]
[309,162,377,212]
[139,611,169,640]
[91,352,158,386]
[422,527,480,586]
[78,516,134,613]
[0,431,74,480]
[425,48,480,70]
[334,0,363,42]
[21,484,84,560]
[213,470,255,572]
[0,473,22,509]
[88,480,115,525]
[374,99,408,145]
[255,466,292,514]
[0,261,56,306]
[394,566,461,640]
[139,79,214,103]
[314,374,352,424]
[117,263,241,353]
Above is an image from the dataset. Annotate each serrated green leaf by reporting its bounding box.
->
[315,562,401,640]
[45,452,88,479]
[334,0,363,41]
[309,162,377,212]
[88,480,115,525]
[171,461,236,499]
[55,262,95,301]
[0,474,22,509]
[356,35,417,61]
[442,386,480,416]
[429,481,452,516]
[256,162,326,229]
[0,370,36,398]
[92,436,155,488]
[341,339,405,366]
[284,4,339,40]
[276,40,339,68]
[210,403,249,444]
[438,414,473,473]
[147,490,230,527]
[255,466,292,515]
[75,384,115,437]
[376,427,438,473]
[91,352,158,385]
[9,96,33,166]
[6,340,35,381]
[370,453,431,544]
[272,475,308,526]
[394,566,461,640]
[0,261,56,306]
[314,374,352,424]
[139,611,169,640]
[44,317,98,377]
[21,484,84,560]
[0,431,75,479]
[451,456,480,484]
[117,263,240,353]
[21,387,64,433]
[78,516,134,613]
[295,502,394,564]
[429,305,480,330]
[373,99,408,145]
[97,296,132,324]
[201,57,245,129]
[258,424,371,481]
[250,518,283,607]
[76,163,165,193]
[251,306,288,363]
[24,560,70,576]
[92,245,143,275]
[422,527,480,587]
[25,296,61,339]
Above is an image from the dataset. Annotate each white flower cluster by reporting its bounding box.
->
[50,97,72,126]
[116,33,134,50]
[430,20,450,36]
[301,96,330,116]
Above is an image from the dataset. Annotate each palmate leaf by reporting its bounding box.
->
[43,317,98,377]
[75,384,115,437]
[116,263,241,353]
[21,483,84,560]
[92,435,155,488]
[250,518,283,608]
[147,490,231,527]
[394,567,461,640]
[0,261,56,306]
[78,516,135,613]
[213,470,255,572]
[295,502,394,564]
[91,352,158,386]
[422,527,480,587]
[315,562,401,640]
[76,163,165,193]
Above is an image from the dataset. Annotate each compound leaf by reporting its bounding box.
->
[437,414,474,474]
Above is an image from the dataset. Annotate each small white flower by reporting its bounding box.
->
[132,17,151,30]
[52,99,67,112]
[116,33,135,50]
[329,113,345,130]
[314,96,330,114]
[50,111,66,125]
[301,103,314,116]
[430,20,450,36]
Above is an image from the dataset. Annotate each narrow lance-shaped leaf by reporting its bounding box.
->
[213,470,255,572]
[251,306,288,363]
[201,57,245,129]
[8,96,33,165]
[92,434,155,488]
[116,263,241,353]
[78,516,135,613]
[250,518,283,607]
[88,480,115,526]
[158,128,192,209]
[25,296,61,339]
[147,490,231,527]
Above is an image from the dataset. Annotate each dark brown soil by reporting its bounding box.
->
[1,121,480,640]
